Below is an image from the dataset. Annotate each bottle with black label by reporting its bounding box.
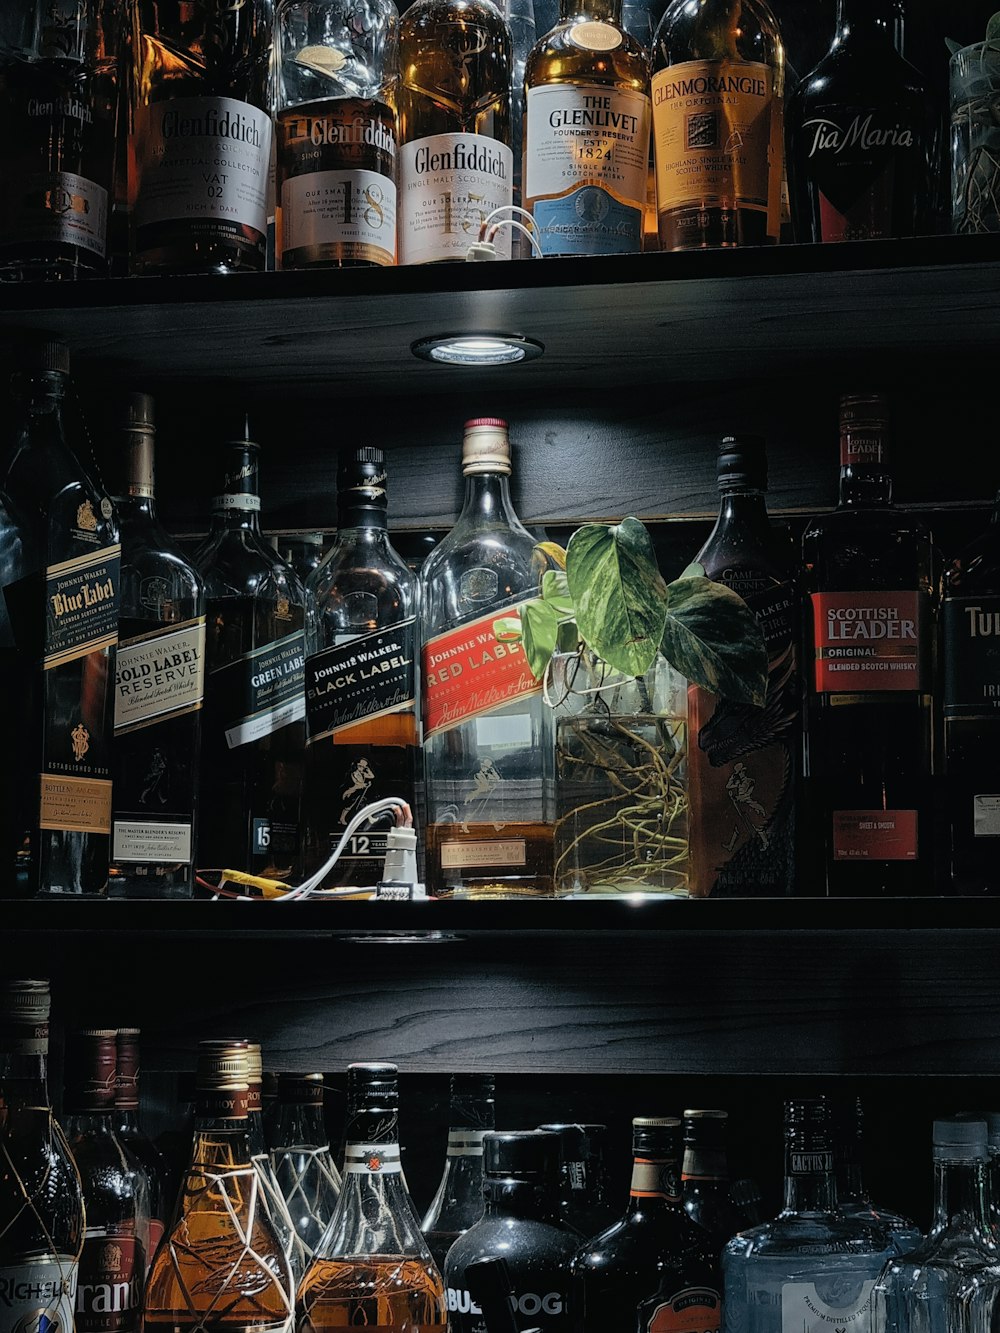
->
[110,395,205,898]
[786,0,932,244]
[687,435,800,898]
[538,1122,618,1239]
[445,1130,578,1333]
[0,339,120,897]
[195,427,307,877]
[422,1074,496,1270]
[303,447,418,886]
[571,1117,720,1333]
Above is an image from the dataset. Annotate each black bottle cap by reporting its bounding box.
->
[632,1116,682,1156]
[337,445,388,518]
[717,434,767,491]
[538,1122,607,1163]
[12,338,70,375]
[347,1061,398,1106]
[484,1129,560,1183]
[682,1108,728,1147]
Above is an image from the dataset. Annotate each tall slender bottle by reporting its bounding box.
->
[110,394,205,898]
[297,1062,447,1333]
[0,339,120,897]
[275,0,399,269]
[504,0,535,249]
[688,435,800,898]
[114,1027,168,1266]
[831,1094,921,1252]
[270,1074,342,1266]
[246,1043,308,1285]
[650,0,785,250]
[524,0,650,256]
[680,1109,744,1259]
[419,419,553,896]
[802,394,937,895]
[196,430,307,877]
[304,447,418,886]
[397,0,514,262]
[0,980,85,1333]
[63,1029,147,1333]
[422,1074,496,1270]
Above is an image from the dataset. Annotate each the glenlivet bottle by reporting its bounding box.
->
[304,447,418,887]
[111,394,205,898]
[0,339,120,897]
[786,0,932,244]
[802,393,937,895]
[419,419,554,896]
[422,1073,496,1270]
[687,435,800,897]
[196,428,307,877]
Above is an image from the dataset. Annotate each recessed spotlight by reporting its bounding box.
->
[411,334,544,366]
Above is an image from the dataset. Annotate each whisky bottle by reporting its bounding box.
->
[524,0,650,256]
[195,430,307,877]
[0,981,84,1333]
[144,1041,294,1333]
[679,1109,744,1259]
[0,339,120,897]
[114,1028,168,1266]
[650,0,785,250]
[269,1074,342,1266]
[130,0,275,274]
[420,420,553,896]
[802,394,936,895]
[275,0,399,269]
[687,435,800,898]
[110,394,205,899]
[503,0,536,248]
[0,0,123,279]
[397,0,513,262]
[276,533,326,584]
[297,1063,447,1333]
[537,1122,617,1238]
[303,447,418,886]
[786,0,932,244]
[422,1074,496,1270]
[246,1043,308,1285]
[63,1029,147,1333]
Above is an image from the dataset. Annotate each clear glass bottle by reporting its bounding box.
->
[650,0,785,250]
[503,0,535,248]
[538,1122,618,1239]
[63,1029,147,1333]
[270,1074,342,1266]
[988,1114,1000,1234]
[110,393,205,899]
[195,429,307,878]
[681,1109,745,1259]
[524,0,650,255]
[278,535,327,585]
[0,339,120,897]
[274,0,399,269]
[114,1027,168,1267]
[833,1094,922,1253]
[397,0,513,262]
[422,1074,496,1270]
[419,418,554,897]
[0,980,85,1333]
[144,1040,294,1333]
[873,1118,1000,1333]
[296,1062,446,1333]
[303,447,419,887]
[246,1044,308,1285]
[721,1097,895,1333]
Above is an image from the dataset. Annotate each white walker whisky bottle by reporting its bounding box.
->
[398,0,513,263]
[130,0,275,274]
[524,0,650,256]
[0,340,120,897]
[111,395,205,899]
[304,448,418,886]
[419,419,554,896]
[275,0,399,268]
[195,431,306,877]
[650,0,784,250]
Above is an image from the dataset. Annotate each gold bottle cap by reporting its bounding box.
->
[683,1108,728,1120]
[632,1116,681,1128]
[462,418,511,476]
[197,1039,251,1091]
[0,980,51,1026]
[246,1041,263,1085]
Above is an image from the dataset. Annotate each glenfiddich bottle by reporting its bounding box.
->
[802,393,936,895]
[130,0,275,274]
[195,430,306,877]
[650,0,785,250]
[786,0,932,244]
[0,340,120,897]
[275,0,399,269]
[304,448,418,887]
[397,0,513,262]
[524,0,651,255]
[110,395,205,899]
[687,435,800,898]
[419,419,554,896]
[422,1074,496,1270]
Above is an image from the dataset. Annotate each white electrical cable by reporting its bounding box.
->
[270,796,414,902]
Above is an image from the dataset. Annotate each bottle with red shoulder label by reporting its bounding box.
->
[802,392,938,895]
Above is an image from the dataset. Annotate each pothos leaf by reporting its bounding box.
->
[660,575,768,706]
[521,599,562,679]
[541,568,574,615]
[535,540,568,570]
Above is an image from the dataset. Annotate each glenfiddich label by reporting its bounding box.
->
[0,167,108,259]
[211,631,306,749]
[0,1257,78,1333]
[832,809,918,862]
[399,132,513,263]
[642,1288,721,1333]
[423,604,539,739]
[811,591,929,693]
[305,619,416,743]
[944,596,1000,718]
[114,617,206,733]
[780,1280,875,1333]
[75,1235,140,1333]
[44,545,120,670]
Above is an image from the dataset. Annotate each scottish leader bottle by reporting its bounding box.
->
[802,393,936,896]
[196,430,306,877]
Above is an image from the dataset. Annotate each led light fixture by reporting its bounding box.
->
[411,333,544,366]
